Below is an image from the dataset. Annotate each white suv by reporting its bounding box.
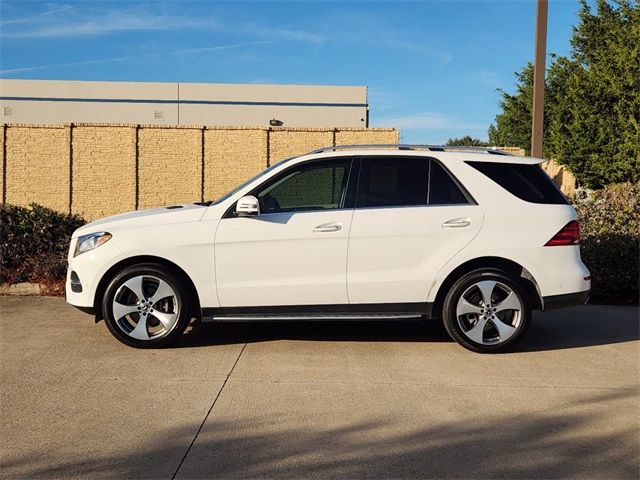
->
[66,145,591,353]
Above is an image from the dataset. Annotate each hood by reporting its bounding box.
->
[72,203,208,238]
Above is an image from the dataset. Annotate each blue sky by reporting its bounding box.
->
[0,0,582,143]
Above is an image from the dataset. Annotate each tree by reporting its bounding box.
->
[488,0,640,188]
[488,63,536,153]
[446,136,489,147]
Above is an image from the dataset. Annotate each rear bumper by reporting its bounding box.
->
[543,289,590,310]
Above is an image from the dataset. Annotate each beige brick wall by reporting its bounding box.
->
[1,126,5,203]
[541,159,577,195]
[72,126,136,219]
[138,127,202,209]
[269,129,334,164]
[0,123,398,219]
[335,129,398,146]
[204,128,267,201]
[5,125,70,212]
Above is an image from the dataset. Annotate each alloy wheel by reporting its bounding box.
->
[112,275,180,341]
[455,280,522,345]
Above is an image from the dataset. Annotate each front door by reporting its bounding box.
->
[347,156,483,304]
[215,158,356,307]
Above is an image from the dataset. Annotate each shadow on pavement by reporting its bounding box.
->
[3,389,637,479]
[175,318,451,349]
[174,305,639,353]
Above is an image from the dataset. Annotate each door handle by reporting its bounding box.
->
[442,217,471,228]
[313,222,342,233]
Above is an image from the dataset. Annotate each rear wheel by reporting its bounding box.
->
[442,269,530,353]
[102,263,192,348]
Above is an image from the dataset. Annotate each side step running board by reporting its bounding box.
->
[202,313,425,322]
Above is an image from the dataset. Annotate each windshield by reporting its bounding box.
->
[208,157,293,205]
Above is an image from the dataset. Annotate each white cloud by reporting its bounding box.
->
[374,112,487,130]
[1,5,326,45]
[373,39,453,65]
[0,42,271,75]
[0,5,73,26]
[173,41,274,56]
[239,23,326,44]
[477,69,505,89]
[0,55,137,75]
[3,9,211,38]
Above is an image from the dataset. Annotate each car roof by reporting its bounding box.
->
[295,145,543,165]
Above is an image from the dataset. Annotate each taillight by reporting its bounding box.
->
[545,220,580,246]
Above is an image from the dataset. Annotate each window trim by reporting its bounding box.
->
[353,155,476,211]
[223,157,357,219]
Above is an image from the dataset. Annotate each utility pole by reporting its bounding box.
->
[531,0,548,158]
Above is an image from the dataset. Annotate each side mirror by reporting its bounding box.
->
[235,195,260,216]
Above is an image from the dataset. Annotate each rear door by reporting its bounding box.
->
[347,156,483,305]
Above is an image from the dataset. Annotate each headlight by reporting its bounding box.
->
[74,232,112,257]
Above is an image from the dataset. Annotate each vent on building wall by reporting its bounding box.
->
[3,107,14,117]
[153,109,165,120]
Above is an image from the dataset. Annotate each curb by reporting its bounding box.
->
[0,283,44,296]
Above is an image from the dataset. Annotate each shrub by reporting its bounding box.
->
[0,204,85,294]
[572,182,639,305]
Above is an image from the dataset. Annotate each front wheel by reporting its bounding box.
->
[102,263,192,348]
[442,269,531,353]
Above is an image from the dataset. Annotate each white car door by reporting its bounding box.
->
[347,157,483,305]
[215,158,356,307]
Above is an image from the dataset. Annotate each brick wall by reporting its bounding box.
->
[204,128,268,201]
[72,125,136,219]
[1,123,398,220]
[5,125,70,213]
[138,127,202,209]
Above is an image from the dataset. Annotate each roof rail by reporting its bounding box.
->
[309,144,513,156]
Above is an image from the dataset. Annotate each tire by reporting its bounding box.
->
[442,269,531,353]
[102,263,192,348]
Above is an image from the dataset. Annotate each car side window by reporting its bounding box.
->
[428,161,470,205]
[256,159,352,214]
[356,157,429,208]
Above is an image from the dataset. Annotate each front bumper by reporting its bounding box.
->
[543,289,590,310]
[66,237,122,309]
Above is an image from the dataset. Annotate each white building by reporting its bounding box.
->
[0,79,369,127]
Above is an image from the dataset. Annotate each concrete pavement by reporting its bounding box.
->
[1,296,638,479]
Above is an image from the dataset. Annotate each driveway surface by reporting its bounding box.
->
[1,296,638,479]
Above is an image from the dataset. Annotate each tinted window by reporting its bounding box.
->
[467,161,568,205]
[257,160,351,213]
[429,161,470,205]
[356,157,429,208]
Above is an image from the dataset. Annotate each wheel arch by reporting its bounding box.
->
[93,255,201,321]
[431,256,542,318]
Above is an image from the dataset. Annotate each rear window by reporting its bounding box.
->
[467,161,568,205]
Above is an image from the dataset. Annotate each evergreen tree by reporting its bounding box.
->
[488,0,639,188]
[445,136,488,147]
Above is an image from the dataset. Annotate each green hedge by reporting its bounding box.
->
[0,204,85,293]
[1,189,638,304]
[572,182,639,305]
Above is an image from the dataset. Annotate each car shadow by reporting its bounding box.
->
[173,305,639,352]
[174,317,452,348]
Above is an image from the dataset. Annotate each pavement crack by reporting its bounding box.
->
[170,335,251,480]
